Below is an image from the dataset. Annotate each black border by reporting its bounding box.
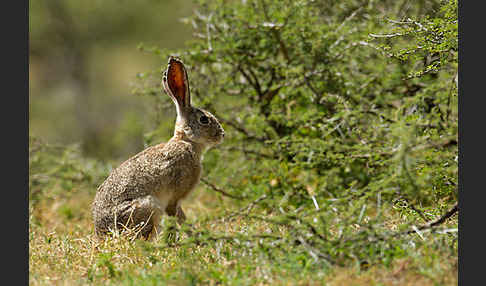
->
[4,0,29,284]
[458,1,480,285]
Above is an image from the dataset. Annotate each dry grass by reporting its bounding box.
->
[29,183,458,285]
[328,257,457,286]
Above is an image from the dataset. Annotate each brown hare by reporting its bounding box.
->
[92,57,225,239]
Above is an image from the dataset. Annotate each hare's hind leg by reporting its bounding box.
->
[115,195,164,239]
[164,201,190,242]
[166,201,186,224]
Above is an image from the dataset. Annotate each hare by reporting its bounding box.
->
[92,57,225,239]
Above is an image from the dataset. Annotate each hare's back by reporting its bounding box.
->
[93,144,168,205]
[93,140,201,211]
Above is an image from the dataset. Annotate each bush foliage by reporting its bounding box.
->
[136,0,458,262]
[30,0,458,284]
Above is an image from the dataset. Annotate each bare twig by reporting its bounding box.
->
[201,101,267,142]
[407,202,458,233]
[197,194,269,225]
[387,18,428,33]
[168,232,280,248]
[285,214,327,242]
[260,0,290,63]
[232,194,268,218]
[220,146,276,159]
[369,32,405,38]
[336,7,362,33]
[201,178,245,200]
[237,65,262,97]
[407,202,428,222]
[344,201,458,246]
[246,66,263,98]
[296,236,332,264]
[446,72,458,123]
[218,117,267,142]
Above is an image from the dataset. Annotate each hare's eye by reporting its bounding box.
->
[199,115,209,125]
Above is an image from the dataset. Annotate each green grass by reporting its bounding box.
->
[29,166,457,286]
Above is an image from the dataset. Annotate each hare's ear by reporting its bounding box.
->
[162,57,191,114]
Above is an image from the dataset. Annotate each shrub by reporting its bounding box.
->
[131,0,458,267]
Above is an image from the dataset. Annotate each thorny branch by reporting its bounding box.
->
[219,146,277,159]
[237,65,262,97]
[404,201,458,234]
[173,185,457,265]
[218,117,268,142]
[201,100,268,142]
[260,0,290,63]
[201,177,245,200]
[347,201,458,246]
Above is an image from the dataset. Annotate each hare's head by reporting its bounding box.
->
[162,57,225,147]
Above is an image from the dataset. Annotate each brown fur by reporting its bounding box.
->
[92,57,224,239]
